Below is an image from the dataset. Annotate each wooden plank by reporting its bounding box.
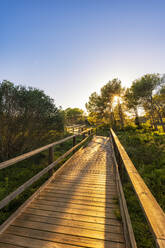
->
[45,185,117,194]
[41,185,117,197]
[29,203,117,218]
[49,181,115,187]
[36,196,117,208]
[39,190,117,201]
[25,208,121,224]
[0,243,23,248]
[47,184,116,191]
[0,233,84,248]
[6,226,125,247]
[32,199,117,212]
[52,179,115,186]
[57,179,111,184]
[111,128,165,248]
[156,239,165,248]
[45,185,117,195]
[12,219,124,242]
[40,189,117,200]
[19,213,123,232]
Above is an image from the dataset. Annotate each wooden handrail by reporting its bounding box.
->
[110,129,165,248]
[110,138,137,248]
[0,128,91,170]
[0,135,90,210]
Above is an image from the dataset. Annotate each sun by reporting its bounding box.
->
[112,95,122,108]
[113,95,120,105]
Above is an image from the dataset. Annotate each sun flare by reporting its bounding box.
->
[113,95,120,105]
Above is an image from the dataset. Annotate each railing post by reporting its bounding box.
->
[112,137,124,181]
[49,146,54,176]
[72,136,76,155]
[73,136,76,147]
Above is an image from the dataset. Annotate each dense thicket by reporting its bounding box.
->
[0,80,64,161]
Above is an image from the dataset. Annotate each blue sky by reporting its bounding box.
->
[0,0,165,110]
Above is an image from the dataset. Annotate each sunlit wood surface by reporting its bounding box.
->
[0,136,125,248]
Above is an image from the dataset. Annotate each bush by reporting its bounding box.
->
[0,80,64,161]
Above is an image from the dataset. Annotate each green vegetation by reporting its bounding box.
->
[0,80,64,161]
[64,107,86,125]
[86,73,165,133]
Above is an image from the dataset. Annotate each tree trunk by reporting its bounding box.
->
[153,100,165,132]
[150,98,158,130]
[155,108,165,132]
[118,101,124,129]
[150,112,158,130]
[134,108,141,128]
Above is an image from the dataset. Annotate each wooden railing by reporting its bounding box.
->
[110,136,137,248]
[66,124,86,134]
[0,128,93,211]
[110,129,165,248]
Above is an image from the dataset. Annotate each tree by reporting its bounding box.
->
[0,80,64,160]
[124,88,141,128]
[85,92,104,125]
[131,74,165,131]
[86,79,124,127]
[64,108,85,125]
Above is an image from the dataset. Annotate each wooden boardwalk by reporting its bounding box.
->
[0,136,126,248]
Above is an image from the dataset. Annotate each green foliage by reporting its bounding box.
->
[86,73,165,132]
[64,107,85,125]
[131,74,161,101]
[0,80,64,161]
[86,78,124,127]
[130,74,165,131]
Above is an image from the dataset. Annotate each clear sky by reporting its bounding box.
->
[0,0,165,110]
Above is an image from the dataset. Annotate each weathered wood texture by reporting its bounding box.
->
[110,129,165,248]
[0,136,126,248]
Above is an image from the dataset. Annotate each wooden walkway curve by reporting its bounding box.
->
[0,136,126,248]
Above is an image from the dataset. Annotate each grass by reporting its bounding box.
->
[0,133,92,225]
